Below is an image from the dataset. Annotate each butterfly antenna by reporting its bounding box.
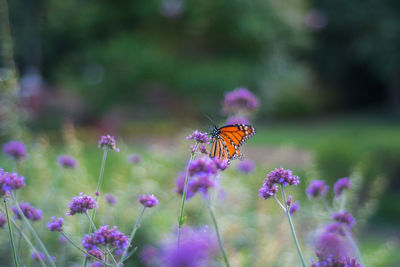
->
[204,114,217,128]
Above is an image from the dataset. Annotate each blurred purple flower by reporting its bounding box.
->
[311,256,362,267]
[160,227,217,267]
[289,201,300,215]
[199,145,208,155]
[286,195,293,206]
[212,157,229,171]
[226,116,249,125]
[3,141,26,161]
[160,0,183,18]
[237,160,255,174]
[175,173,196,200]
[258,184,279,199]
[90,262,105,267]
[140,245,159,266]
[127,154,142,164]
[98,135,120,152]
[57,155,78,169]
[188,156,218,177]
[82,225,129,255]
[46,216,64,232]
[306,180,329,199]
[31,251,56,262]
[139,194,159,208]
[11,201,42,221]
[67,193,97,216]
[258,167,300,200]
[104,193,118,206]
[222,87,259,115]
[315,231,352,261]
[190,175,215,198]
[186,130,210,144]
[58,235,67,244]
[334,177,352,197]
[0,212,6,228]
[0,169,25,196]
[332,211,356,228]
[324,222,346,236]
[87,248,104,261]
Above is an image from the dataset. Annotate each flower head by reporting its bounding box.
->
[289,201,300,215]
[186,130,210,144]
[57,155,78,169]
[190,175,215,198]
[31,251,56,263]
[315,231,352,260]
[306,180,329,199]
[237,160,255,174]
[266,167,300,186]
[127,154,142,164]
[226,116,250,125]
[87,248,104,261]
[0,169,25,196]
[46,216,64,232]
[311,256,362,267]
[3,141,26,161]
[332,211,356,228]
[334,177,352,197]
[222,87,259,115]
[199,145,209,155]
[82,225,129,255]
[139,194,159,208]
[98,135,119,152]
[11,201,42,221]
[324,222,346,236]
[175,173,196,199]
[211,157,229,171]
[67,193,97,216]
[140,245,159,266]
[188,157,218,177]
[104,193,118,206]
[258,183,279,199]
[0,212,6,228]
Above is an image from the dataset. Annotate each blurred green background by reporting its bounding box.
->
[1,0,400,266]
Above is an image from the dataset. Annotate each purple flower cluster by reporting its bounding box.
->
[31,251,56,263]
[98,135,120,152]
[57,155,78,169]
[186,130,210,144]
[104,193,118,206]
[160,227,217,267]
[237,160,255,174]
[334,177,352,197]
[289,201,300,215]
[226,116,250,125]
[46,216,64,232]
[82,225,130,256]
[3,141,26,161]
[0,212,6,228]
[11,201,42,221]
[67,193,97,216]
[315,231,352,260]
[222,87,259,115]
[127,154,142,164]
[139,194,159,208]
[0,169,25,196]
[311,255,362,267]
[258,167,300,199]
[332,211,356,228]
[306,180,329,199]
[87,248,104,261]
[188,157,218,177]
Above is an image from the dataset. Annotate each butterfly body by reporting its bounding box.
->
[209,124,255,162]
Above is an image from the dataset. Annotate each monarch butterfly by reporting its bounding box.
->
[209,124,256,162]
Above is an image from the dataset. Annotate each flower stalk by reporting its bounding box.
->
[3,198,19,267]
[208,204,230,267]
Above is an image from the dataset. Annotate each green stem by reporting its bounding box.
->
[61,232,115,267]
[3,198,19,267]
[208,205,230,267]
[280,186,306,267]
[84,148,108,267]
[118,206,146,266]
[12,195,55,267]
[85,211,97,231]
[177,142,198,246]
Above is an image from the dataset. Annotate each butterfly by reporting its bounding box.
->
[209,124,256,162]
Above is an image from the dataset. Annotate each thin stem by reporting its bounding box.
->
[340,194,346,211]
[322,197,333,213]
[273,195,287,212]
[177,142,198,246]
[280,186,306,267]
[4,198,19,267]
[118,206,146,266]
[208,205,230,267]
[84,149,108,267]
[61,232,115,267]
[85,211,97,231]
[12,195,56,267]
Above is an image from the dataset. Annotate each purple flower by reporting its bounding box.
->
[139,194,159,208]
[324,222,346,236]
[199,145,209,154]
[98,135,120,152]
[311,256,362,267]
[306,180,329,199]
[87,248,104,261]
[0,212,6,228]
[332,211,356,228]
[266,167,300,186]
[211,157,229,171]
[188,157,218,177]
[31,252,56,262]
[226,116,250,125]
[186,130,210,144]
[3,141,26,161]
[104,193,118,206]
[222,87,260,115]
[334,177,352,197]
[160,227,217,267]
[315,231,352,260]
[258,183,279,199]
[140,246,159,266]
[58,235,67,244]
[190,175,215,198]
[0,169,25,196]
[289,201,300,215]
[175,173,196,199]
[57,155,78,169]
[237,160,255,174]
[127,154,142,164]
[46,216,64,232]
[67,193,97,216]
[82,225,129,255]
[11,201,42,221]
[90,262,105,267]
